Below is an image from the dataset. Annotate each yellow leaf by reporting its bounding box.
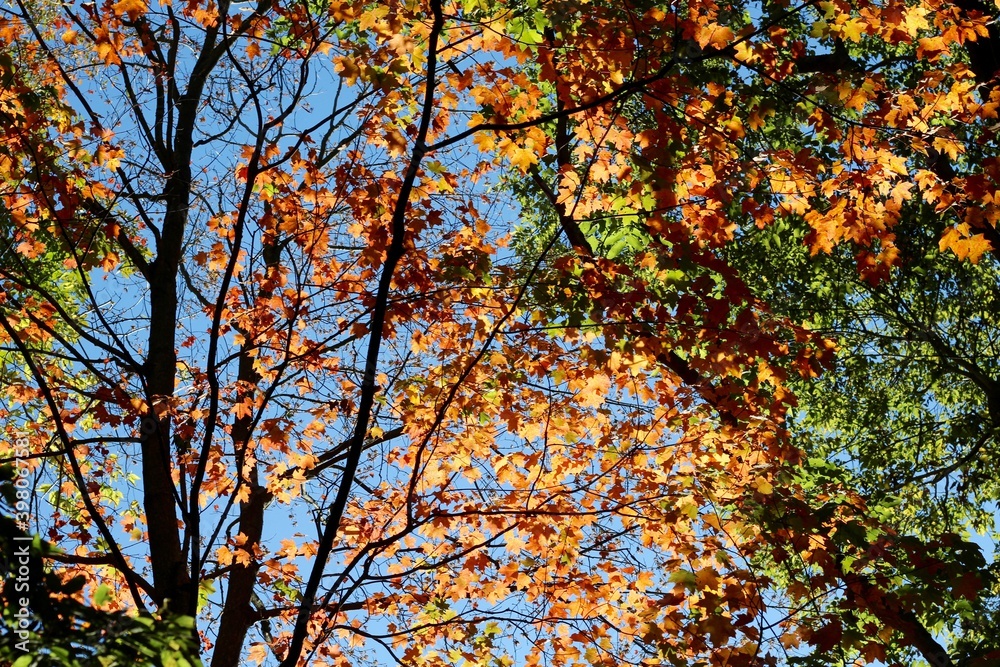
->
[385,128,407,157]
[231,398,253,419]
[734,41,756,63]
[112,0,147,20]
[697,24,734,50]
[889,180,913,205]
[939,225,992,263]
[932,136,962,161]
[278,539,298,557]
[695,567,720,591]
[964,234,992,263]
[917,35,948,60]
[216,546,233,567]
[838,18,865,43]
[334,56,360,85]
[358,5,389,31]
[902,6,930,36]
[579,374,610,408]
[508,145,538,173]
[97,40,121,66]
[754,477,774,494]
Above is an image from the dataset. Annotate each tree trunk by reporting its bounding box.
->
[211,241,280,667]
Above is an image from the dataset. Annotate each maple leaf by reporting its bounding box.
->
[837,18,865,42]
[231,398,254,419]
[932,135,963,161]
[507,144,538,173]
[247,644,269,666]
[902,6,930,36]
[917,35,949,60]
[939,226,993,263]
[951,572,982,600]
[696,23,734,50]
[216,546,234,567]
[96,40,121,66]
[889,180,913,205]
[4,3,996,667]
[808,620,843,652]
[16,239,44,259]
[112,0,148,20]
[385,128,408,157]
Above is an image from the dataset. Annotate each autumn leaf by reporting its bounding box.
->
[1,3,995,667]
[247,644,269,666]
[112,0,147,20]
[696,23,734,50]
[939,226,993,263]
[889,180,913,205]
[808,620,843,652]
[385,128,408,157]
[96,39,121,66]
[932,135,963,161]
[508,145,538,172]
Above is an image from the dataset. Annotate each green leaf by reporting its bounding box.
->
[508,16,542,46]
[668,569,697,589]
[93,583,112,607]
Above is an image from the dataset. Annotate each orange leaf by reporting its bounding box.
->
[112,0,147,20]
[697,23,734,50]
[385,129,407,157]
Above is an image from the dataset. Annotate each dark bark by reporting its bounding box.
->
[141,205,190,612]
[141,1,232,615]
[277,3,446,664]
[209,243,281,667]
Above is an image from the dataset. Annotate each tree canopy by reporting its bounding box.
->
[1,0,1000,666]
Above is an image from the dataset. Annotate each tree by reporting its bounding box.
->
[0,467,200,667]
[0,0,998,666]
[714,2,1000,662]
[730,192,1000,667]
